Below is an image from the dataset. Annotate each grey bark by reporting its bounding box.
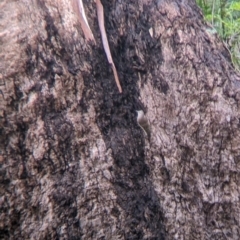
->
[1,0,240,239]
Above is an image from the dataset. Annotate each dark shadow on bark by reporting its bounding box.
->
[79,6,167,235]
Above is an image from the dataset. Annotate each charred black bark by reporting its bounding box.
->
[1,0,240,239]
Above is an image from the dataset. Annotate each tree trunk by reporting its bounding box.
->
[1,0,240,239]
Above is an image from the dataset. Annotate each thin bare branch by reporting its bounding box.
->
[95,0,122,93]
[71,0,95,43]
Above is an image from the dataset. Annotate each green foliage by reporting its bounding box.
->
[196,0,240,71]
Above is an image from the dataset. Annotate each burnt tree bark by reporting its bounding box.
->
[1,0,240,239]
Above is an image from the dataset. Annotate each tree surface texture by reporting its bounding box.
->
[1,0,240,239]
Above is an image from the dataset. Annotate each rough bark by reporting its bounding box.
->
[1,0,240,239]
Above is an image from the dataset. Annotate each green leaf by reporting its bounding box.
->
[205,14,213,22]
[231,2,240,11]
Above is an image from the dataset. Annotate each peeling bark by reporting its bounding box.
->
[1,0,240,239]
